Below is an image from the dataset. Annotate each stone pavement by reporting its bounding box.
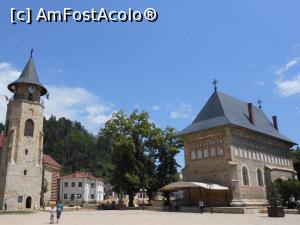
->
[0,210,299,225]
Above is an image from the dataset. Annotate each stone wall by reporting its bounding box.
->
[0,99,44,210]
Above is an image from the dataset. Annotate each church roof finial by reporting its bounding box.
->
[213,79,218,91]
[257,99,262,109]
[30,48,34,58]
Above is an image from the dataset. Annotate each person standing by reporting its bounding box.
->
[49,204,56,224]
[56,201,64,223]
[4,199,8,211]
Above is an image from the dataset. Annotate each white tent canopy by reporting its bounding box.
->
[161,181,228,192]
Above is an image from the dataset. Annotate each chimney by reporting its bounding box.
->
[248,103,254,124]
[272,116,278,130]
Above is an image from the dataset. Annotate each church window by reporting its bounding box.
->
[24,170,27,176]
[191,151,196,160]
[24,119,34,137]
[203,149,209,158]
[257,169,264,186]
[210,147,216,157]
[25,149,29,155]
[197,150,203,159]
[217,147,224,156]
[242,167,249,186]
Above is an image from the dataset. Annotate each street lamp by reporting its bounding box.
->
[139,188,147,210]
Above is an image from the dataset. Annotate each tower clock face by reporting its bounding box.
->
[28,86,36,94]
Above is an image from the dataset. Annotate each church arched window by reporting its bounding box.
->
[242,166,249,186]
[24,119,34,137]
[257,169,264,186]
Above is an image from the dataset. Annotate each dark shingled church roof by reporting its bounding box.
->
[178,91,296,144]
[8,56,47,96]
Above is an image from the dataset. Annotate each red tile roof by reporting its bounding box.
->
[43,154,62,169]
[60,171,97,179]
[0,134,4,150]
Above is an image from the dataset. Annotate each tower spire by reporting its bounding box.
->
[30,49,33,58]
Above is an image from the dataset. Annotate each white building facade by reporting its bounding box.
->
[60,172,104,204]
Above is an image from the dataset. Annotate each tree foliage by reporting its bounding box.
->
[0,122,4,134]
[291,146,300,180]
[272,178,300,203]
[98,110,182,206]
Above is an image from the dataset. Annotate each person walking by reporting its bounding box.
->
[56,201,64,223]
[4,199,8,211]
[49,204,56,224]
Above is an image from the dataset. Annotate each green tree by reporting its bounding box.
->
[291,146,300,180]
[0,122,4,134]
[98,110,182,207]
[273,178,300,204]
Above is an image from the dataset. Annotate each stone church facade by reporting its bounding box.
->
[0,54,48,210]
[179,90,297,206]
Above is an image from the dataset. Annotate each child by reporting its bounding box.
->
[49,204,56,224]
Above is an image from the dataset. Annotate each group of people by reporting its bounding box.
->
[50,202,64,224]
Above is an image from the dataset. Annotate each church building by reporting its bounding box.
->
[0,53,52,210]
[178,89,297,206]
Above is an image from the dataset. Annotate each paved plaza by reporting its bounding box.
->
[0,210,299,225]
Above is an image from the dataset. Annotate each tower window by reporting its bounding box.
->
[18,196,23,203]
[24,119,34,137]
[25,149,29,155]
[242,167,249,186]
[24,170,27,176]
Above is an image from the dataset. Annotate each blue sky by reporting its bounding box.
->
[1,1,300,168]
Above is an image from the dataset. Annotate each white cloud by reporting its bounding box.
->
[276,75,300,97]
[275,57,300,77]
[275,58,300,97]
[169,102,192,119]
[0,62,20,122]
[0,62,114,133]
[151,105,161,111]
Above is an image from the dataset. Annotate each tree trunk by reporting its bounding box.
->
[128,193,135,207]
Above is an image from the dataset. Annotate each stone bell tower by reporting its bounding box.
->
[0,51,48,210]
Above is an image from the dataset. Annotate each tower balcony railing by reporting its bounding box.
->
[10,95,44,105]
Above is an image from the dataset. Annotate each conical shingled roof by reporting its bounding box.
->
[8,56,47,96]
[178,91,296,144]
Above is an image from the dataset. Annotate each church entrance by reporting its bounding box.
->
[26,196,32,209]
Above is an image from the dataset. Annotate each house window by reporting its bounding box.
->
[78,182,83,187]
[217,147,224,156]
[257,169,264,186]
[24,170,27,176]
[71,194,75,200]
[210,147,216,157]
[72,182,75,187]
[78,194,82,199]
[191,151,196,160]
[91,183,95,188]
[203,149,209,158]
[18,196,23,203]
[90,194,95,199]
[64,194,68,199]
[242,167,249,186]
[24,119,34,137]
[64,182,68,188]
[197,150,203,159]
[25,149,29,155]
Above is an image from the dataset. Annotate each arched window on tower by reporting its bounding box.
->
[24,119,34,137]
[257,169,264,186]
[242,166,249,186]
